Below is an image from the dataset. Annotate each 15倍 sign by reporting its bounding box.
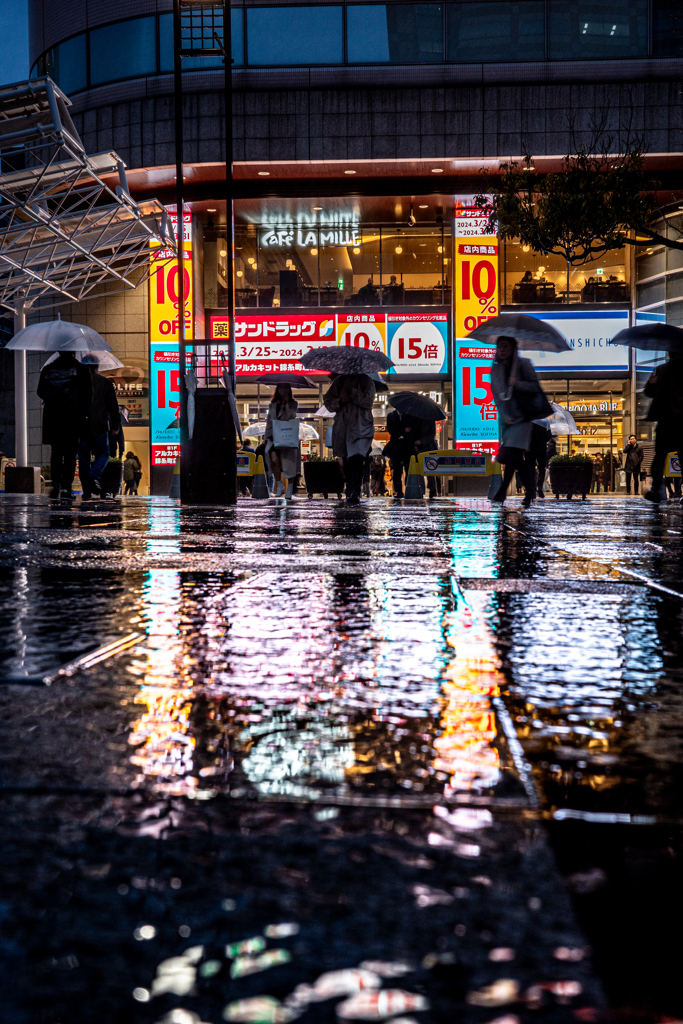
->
[149,211,194,342]
[454,342,498,455]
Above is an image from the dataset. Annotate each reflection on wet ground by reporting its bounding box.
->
[1,494,683,1021]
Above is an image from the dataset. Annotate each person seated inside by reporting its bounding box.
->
[357,276,379,303]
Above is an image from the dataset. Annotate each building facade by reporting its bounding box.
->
[10,0,683,490]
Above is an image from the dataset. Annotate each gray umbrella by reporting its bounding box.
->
[468,313,570,352]
[612,322,683,351]
[389,391,446,419]
[300,345,394,374]
[6,320,113,352]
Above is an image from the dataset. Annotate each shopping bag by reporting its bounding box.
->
[272,418,300,448]
[325,426,333,448]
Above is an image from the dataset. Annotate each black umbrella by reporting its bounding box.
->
[253,373,320,388]
[300,345,394,374]
[369,371,389,393]
[468,313,570,352]
[611,322,683,351]
[388,391,446,420]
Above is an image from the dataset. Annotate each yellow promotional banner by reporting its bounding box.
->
[149,210,194,342]
[453,196,499,338]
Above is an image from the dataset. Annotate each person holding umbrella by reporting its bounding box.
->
[469,315,567,508]
[644,352,683,503]
[78,353,121,499]
[388,392,446,498]
[489,336,551,507]
[265,383,300,498]
[610,322,683,504]
[325,373,376,505]
[37,352,92,498]
[299,345,394,506]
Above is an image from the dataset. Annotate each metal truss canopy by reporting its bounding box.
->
[0,77,176,312]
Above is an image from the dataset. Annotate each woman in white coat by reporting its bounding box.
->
[265,384,301,498]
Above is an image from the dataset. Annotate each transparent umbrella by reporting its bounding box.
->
[43,350,124,371]
[299,422,320,440]
[6,320,113,352]
[243,422,267,438]
[534,402,578,436]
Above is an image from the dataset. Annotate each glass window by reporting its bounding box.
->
[159,9,243,71]
[636,249,665,280]
[246,7,343,65]
[348,4,443,63]
[653,0,683,55]
[549,0,647,59]
[90,16,157,86]
[447,2,544,62]
[45,34,87,95]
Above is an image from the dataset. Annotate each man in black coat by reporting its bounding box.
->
[37,353,92,498]
[384,408,407,497]
[78,355,121,498]
[622,434,644,495]
[644,353,683,503]
[402,413,440,497]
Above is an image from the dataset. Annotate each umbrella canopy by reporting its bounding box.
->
[300,345,394,374]
[388,391,447,420]
[6,320,113,352]
[468,313,570,352]
[533,402,578,436]
[243,421,267,438]
[242,420,319,440]
[254,373,320,388]
[369,371,389,393]
[43,350,123,372]
[299,422,320,440]
[612,322,683,352]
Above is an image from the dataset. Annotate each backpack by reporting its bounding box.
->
[40,366,80,409]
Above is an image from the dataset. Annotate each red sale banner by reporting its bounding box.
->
[210,313,335,375]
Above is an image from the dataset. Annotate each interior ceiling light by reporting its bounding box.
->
[408,205,416,226]
[313,206,323,211]
[431,167,444,173]
[419,204,428,209]
[522,244,531,252]
[344,169,356,174]
[353,246,361,254]
[258,170,270,176]
[207,208,217,212]
[437,245,444,254]
[395,245,403,254]
[247,257,255,264]
[310,247,318,255]
[219,249,227,257]
[236,270,243,277]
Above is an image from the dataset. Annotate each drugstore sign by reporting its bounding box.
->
[149,211,194,342]
[209,311,449,376]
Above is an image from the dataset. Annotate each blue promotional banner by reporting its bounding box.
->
[149,342,191,465]
[454,340,498,454]
[518,310,630,371]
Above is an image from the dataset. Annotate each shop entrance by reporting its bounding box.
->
[544,380,625,492]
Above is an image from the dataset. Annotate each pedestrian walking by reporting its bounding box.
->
[110,406,127,459]
[265,384,301,499]
[384,407,406,497]
[370,447,386,495]
[643,352,683,502]
[528,421,552,497]
[325,373,375,505]
[590,453,604,494]
[37,352,92,498]
[402,414,440,497]
[123,451,139,495]
[78,354,121,499]
[622,434,644,495]
[490,336,551,507]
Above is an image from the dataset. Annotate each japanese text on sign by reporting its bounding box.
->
[454,195,499,340]
[150,210,194,342]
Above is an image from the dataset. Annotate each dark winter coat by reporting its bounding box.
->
[86,370,121,434]
[37,354,92,445]
[383,409,405,463]
[622,442,644,473]
[645,358,683,427]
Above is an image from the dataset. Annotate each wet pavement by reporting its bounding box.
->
[1,493,682,1023]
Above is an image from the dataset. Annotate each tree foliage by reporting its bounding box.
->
[475,129,683,264]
